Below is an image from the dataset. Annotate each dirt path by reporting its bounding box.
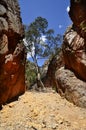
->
[0,91,86,130]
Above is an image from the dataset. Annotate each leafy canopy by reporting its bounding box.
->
[24,16,62,88]
[24,16,62,63]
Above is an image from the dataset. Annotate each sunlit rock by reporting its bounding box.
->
[55,0,86,108]
[0,0,26,107]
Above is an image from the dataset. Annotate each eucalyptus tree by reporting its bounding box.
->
[24,16,62,90]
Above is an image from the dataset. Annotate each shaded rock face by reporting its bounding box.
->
[55,0,86,108]
[43,52,64,90]
[69,0,86,38]
[0,0,26,106]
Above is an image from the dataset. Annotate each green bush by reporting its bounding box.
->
[25,60,36,89]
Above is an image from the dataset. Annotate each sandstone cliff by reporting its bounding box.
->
[0,0,26,108]
[45,0,86,108]
[43,52,64,90]
[56,0,86,108]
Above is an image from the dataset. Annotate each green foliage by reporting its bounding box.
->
[24,16,62,61]
[25,60,36,88]
[24,16,62,88]
[25,17,49,59]
[45,30,62,57]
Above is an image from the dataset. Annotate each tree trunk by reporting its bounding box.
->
[36,66,45,90]
[32,53,46,91]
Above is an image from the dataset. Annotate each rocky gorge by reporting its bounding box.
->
[56,0,86,108]
[0,0,86,129]
[44,0,86,108]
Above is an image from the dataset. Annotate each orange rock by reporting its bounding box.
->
[0,0,26,106]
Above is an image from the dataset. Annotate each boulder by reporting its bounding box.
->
[62,26,86,81]
[56,67,86,108]
[62,0,86,81]
[0,0,26,107]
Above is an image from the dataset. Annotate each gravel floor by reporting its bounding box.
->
[0,91,86,130]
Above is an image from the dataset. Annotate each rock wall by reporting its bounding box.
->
[69,0,86,39]
[0,0,26,107]
[43,52,64,90]
[62,26,86,81]
[56,0,86,108]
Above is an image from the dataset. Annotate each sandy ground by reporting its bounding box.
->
[0,90,86,130]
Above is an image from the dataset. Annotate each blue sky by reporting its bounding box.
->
[18,0,72,66]
[19,0,72,35]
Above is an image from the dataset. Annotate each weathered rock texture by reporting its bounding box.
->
[56,0,86,108]
[43,52,64,90]
[62,26,86,81]
[63,0,86,81]
[56,67,86,108]
[0,0,26,107]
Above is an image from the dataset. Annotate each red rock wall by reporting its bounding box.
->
[63,0,86,81]
[56,0,86,108]
[69,0,86,38]
[0,0,26,106]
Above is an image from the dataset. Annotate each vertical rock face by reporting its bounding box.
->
[43,52,64,90]
[0,0,26,106]
[55,0,86,108]
[63,0,86,81]
[62,26,86,81]
[69,0,86,38]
